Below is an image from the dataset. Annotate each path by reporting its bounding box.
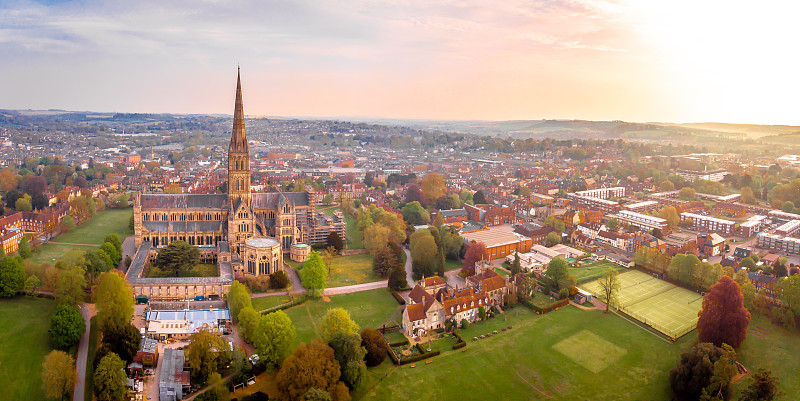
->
[569,300,599,310]
[73,303,96,401]
[120,235,136,273]
[48,241,100,247]
[403,249,414,286]
[324,280,387,295]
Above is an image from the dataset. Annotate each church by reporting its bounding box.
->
[132,68,344,281]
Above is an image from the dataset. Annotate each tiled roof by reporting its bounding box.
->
[140,194,227,209]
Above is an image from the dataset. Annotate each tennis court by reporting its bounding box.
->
[580,270,702,339]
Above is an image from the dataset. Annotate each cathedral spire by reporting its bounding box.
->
[230,67,248,153]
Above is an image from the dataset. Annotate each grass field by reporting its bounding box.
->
[30,208,134,264]
[0,297,58,401]
[362,306,692,400]
[251,295,292,312]
[733,314,800,399]
[570,261,627,284]
[146,263,218,278]
[344,213,364,249]
[445,259,461,272]
[282,288,400,349]
[580,270,702,338]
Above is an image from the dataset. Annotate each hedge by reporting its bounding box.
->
[452,332,466,350]
[399,349,440,365]
[390,290,406,305]
[259,296,307,315]
[519,297,569,315]
[388,339,410,347]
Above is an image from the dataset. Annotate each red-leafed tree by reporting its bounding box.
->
[461,242,489,276]
[697,276,751,348]
[405,184,426,205]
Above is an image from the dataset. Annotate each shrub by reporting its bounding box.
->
[558,288,569,300]
[389,290,406,305]
[269,271,291,289]
[461,319,469,329]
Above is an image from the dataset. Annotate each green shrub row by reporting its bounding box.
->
[259,296,306,315]
[399,349,440,365]
[390,290,406,305]
[452,331,466,350]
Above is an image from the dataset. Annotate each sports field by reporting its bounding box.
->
[580,270,702,339]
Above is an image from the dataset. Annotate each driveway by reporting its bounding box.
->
[73,304,96,401]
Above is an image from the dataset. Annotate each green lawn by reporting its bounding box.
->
[282,289,400,349]
[31,208,134,264]
[294,253,381,288]
[365,306,694,401]
[145,263,218,278]
[0,297,59,401]
[570,261,627,284]
[444,259,462,272]
[344,213,364,249]
[318,205,340,216]
[251,295,292,312]
[732,314,800,399]
[326,253,380,287]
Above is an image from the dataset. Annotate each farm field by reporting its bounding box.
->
[30,208,133,264]
[580,270,702,338]
[0,297,59,401]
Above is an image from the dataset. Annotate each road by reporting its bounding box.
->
[73,304,96,401]
[324,280,387,295]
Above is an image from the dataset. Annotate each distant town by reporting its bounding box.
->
[2,79,800,401]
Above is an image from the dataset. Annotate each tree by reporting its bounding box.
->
[185,328,228,384]
[660,181,675,191]
[305,388,333,401]
[401,201,430,226]
[227,280,252,322]
[276,341,350,401]
[774,274,800,322]
[388,262,408,291]
[360,328,387,367]
[652,228,663,239]
[24,274,41,295]
[269,270,291,289]
[781,201,795,213]
[478,305,486,320]
[204,372,229,401]
[697,276,751,348]
[420,173,447,205]
[41,350,76,400]
[598,268,621,313]
[237,306,260,343]
[544,258,575,293]
[0,256,25,297]
[739,368,783,401]
[678,186,696,200]
[153,240,200,276]
[460,189,474,205]
[404,183,426,205]
[544,215,566,233]
[510,252,521,276]
[0,168,18,192]
[15,197,32,212]
[461,242,489,276]
[741,257,757,271]
[372,246,397,278]
[320,307,360,343]
[95,271,134,333]
[18,237,31,259]
[301,251,327,298]
[545,231,562,247]
[410,229,438,279]
[701,344,737,401]
[472,190,488,204]
[63,215,76,232]
[103,234,122,255]
[659,206,680,227]
[94,352,127,401]
[606,217,620,232]
[252,310,296,367]
[363,224,390,253]
[323,193,334,205]
[326,231,344,252]
[740,186,757,204]
[31,192,48,210]
[101,320,140,363]
[328,333,367,390]
[49,304,86,349]
[670,343,728,401]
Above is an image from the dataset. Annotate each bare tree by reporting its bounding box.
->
[598,267,621,313]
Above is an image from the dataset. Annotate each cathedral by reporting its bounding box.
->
[133,68,344,278]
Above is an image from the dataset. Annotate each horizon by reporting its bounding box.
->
[2,1,800,125]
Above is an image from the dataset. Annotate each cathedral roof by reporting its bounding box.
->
[142,221,223,233]
[251,191,311,209]
[140,194,227,209]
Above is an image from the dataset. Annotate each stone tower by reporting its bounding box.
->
[228,67,251,207]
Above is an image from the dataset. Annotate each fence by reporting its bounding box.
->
[615,305,695,340]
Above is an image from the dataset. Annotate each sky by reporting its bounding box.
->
[1,0,799,124]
